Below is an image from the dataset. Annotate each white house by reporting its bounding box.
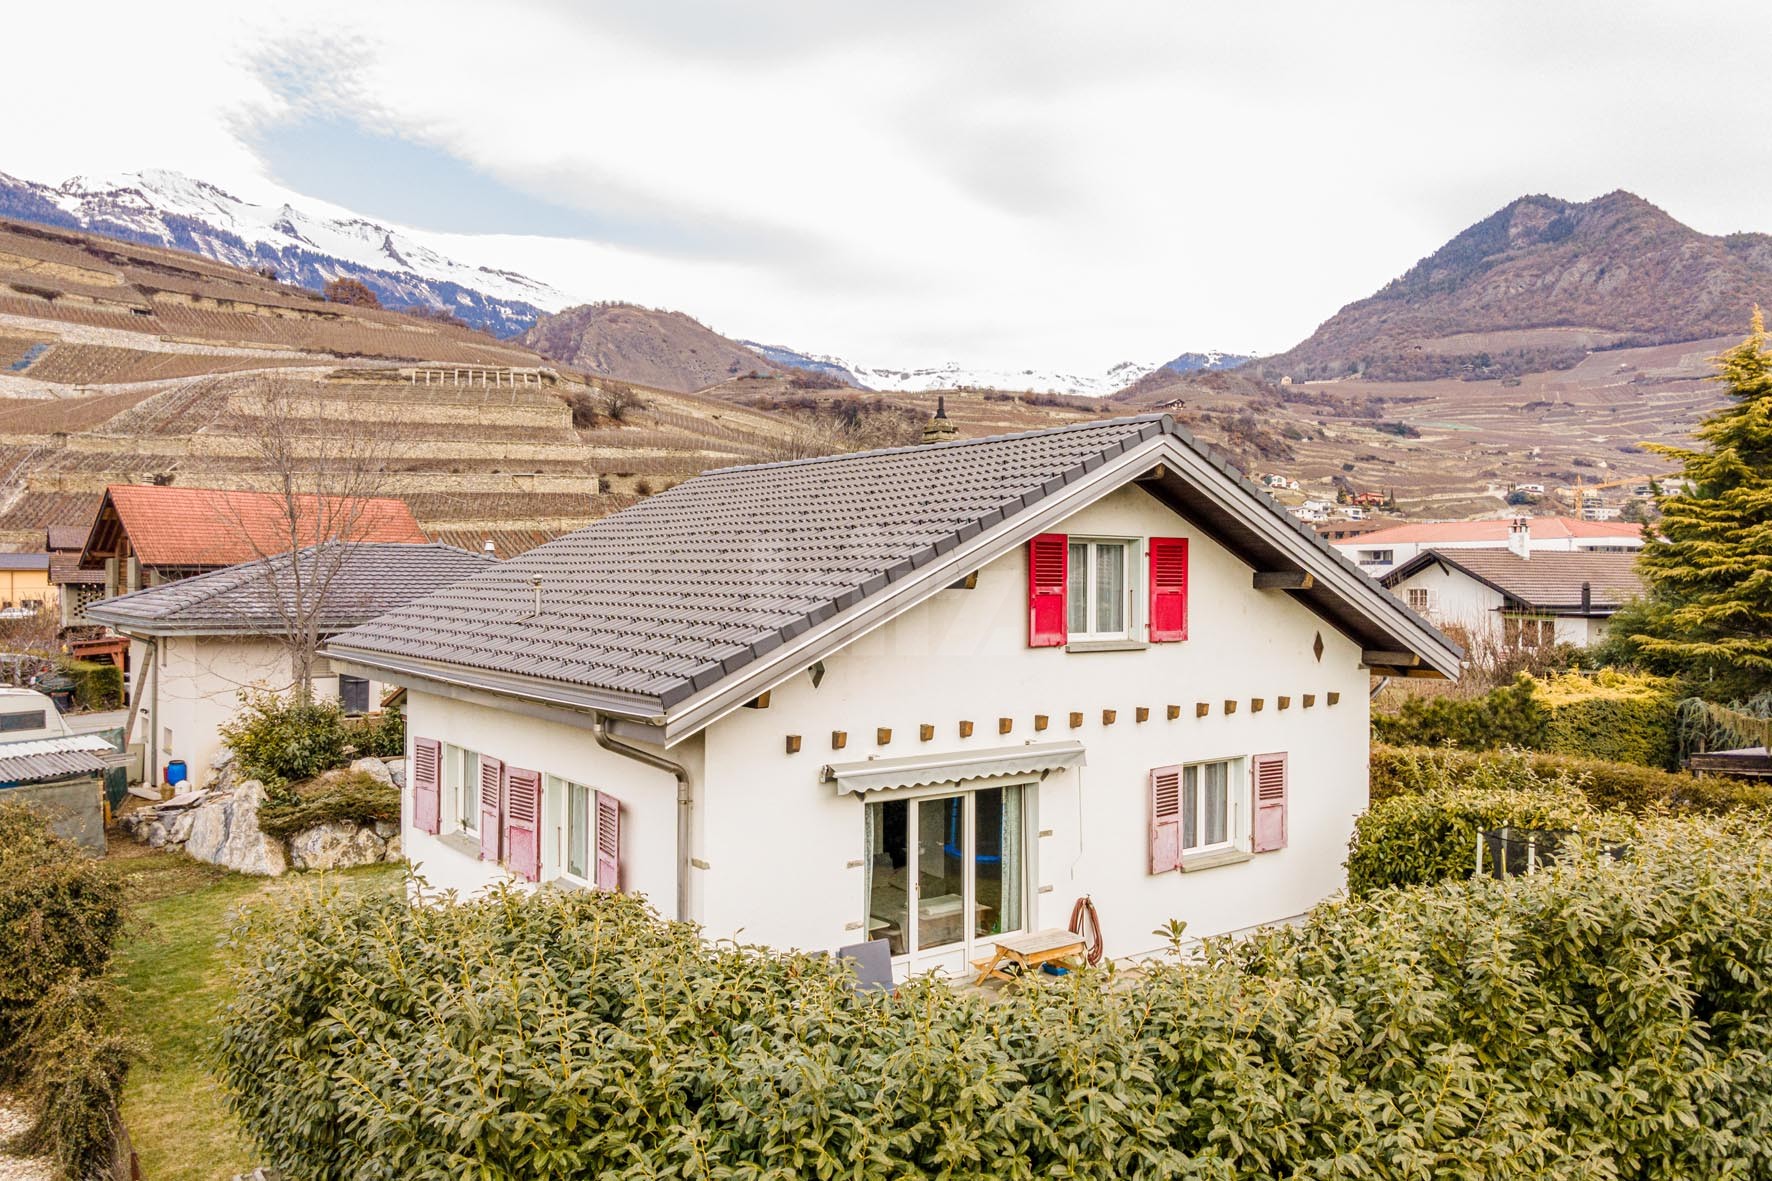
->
[1381,548,1644,650]
[1334,516,1645,575]
[327,415,1460,974]
[87,542,496,788]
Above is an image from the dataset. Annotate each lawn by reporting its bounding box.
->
[106,844,404,1181]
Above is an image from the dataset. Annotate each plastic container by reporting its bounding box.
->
[164,759,188,787]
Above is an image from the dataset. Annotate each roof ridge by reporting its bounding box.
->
[705,413,1173,477]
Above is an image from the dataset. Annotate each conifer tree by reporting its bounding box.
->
[1629,310,1772,695]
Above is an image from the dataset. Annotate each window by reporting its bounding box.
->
[548,776,618,890]
[1182,760,1238,854]
[565,779,593,881]
[1406,587,1438,614]
[1066,540,1131,640]
[339,675,370,716]
[1503,615,1556,648]
[0,710,45,733]
[1357,549,1394,566]
[443,744,481,834]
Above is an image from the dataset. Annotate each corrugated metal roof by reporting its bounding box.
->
[85,542,498,635]
[0,733,114,784]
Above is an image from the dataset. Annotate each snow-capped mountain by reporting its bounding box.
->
[1158,350,1252,375]
[0,169,569,337]
[741,341,1164,396]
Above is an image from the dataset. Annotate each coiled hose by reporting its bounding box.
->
[1068,894,1104,965]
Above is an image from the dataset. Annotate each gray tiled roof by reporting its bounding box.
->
[85,542,497,635]
[1385,549,1645,611]
[329,417,1173,708]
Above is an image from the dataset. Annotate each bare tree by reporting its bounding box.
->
[210,375,396,703]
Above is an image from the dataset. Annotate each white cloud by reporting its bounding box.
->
[3,0,1769,371]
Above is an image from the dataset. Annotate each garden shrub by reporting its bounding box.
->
[1372,742,1772,816]
[257,769,400,839]
[59,659,122,711]
[15,975,134,1179]
[348,706,405,760]
[1370,675,1548,749]
[1537,668,1679,768]
[1346,779,1601,895]
[219,691,352,789]
[217,821,1772,1180]
[0,803,124,1074]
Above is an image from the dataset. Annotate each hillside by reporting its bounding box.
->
[1256,191,1772,382]
[522,303,789,394]
[0,169,564,337]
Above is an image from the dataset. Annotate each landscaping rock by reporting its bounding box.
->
[169,809,196,844]
[144,820,168,848]
[184,780,287,876]
[373,820,399,839]
[287,820,386,871]
[385,758,406,789]
[350,757,394,786]
[383,833,403,862]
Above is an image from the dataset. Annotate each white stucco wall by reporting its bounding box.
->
[136,635,389,788]
[396,484,1377,967]
[1387,562,1610,651]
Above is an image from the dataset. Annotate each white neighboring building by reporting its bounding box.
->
[326,415,1460,975]
[1334,516,1645,575]
[1381,548,1645,649]
[86,542,496,789]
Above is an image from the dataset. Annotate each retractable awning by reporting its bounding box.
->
[822,740,1086,795]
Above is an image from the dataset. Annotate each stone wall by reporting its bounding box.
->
[119,754,405,876]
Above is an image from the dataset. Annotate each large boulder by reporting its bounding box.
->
[287,821,387,872]
[349,757,394,786]
[183,780,287,876]
[385,758,406,790]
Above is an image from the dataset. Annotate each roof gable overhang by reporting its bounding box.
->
[1383,551,1628,616]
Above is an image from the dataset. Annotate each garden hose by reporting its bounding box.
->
[1068,894,1104,965]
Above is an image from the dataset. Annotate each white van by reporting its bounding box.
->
[0,687,73,742]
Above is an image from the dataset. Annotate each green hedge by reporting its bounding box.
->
[59,659,123,711]
[217,823,1772,1179]
[1373,743,1772,816]
[0,804,132,1178]
[1373,672,1680,768]
[258,769,400,840]
[348,707,404,760]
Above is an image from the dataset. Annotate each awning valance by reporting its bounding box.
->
[822,740,1086,796]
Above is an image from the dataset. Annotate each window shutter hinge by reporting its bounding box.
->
[690,857,711,870]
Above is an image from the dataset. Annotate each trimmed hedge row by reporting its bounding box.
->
[1372,671,1680,768]
[1372,743,1772,816]
[257,769,400,840]
[218,824,1772,1180]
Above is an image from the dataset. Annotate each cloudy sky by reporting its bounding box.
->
[6,1,1769,372]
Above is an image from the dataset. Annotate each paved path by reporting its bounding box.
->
[63,708,129,735]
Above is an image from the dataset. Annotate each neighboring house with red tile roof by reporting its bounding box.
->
[78,484,428,599]
[326,414,1461,975]
[1330,515,1644,575]
[1381,548,1645,650]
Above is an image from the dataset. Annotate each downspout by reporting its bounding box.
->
[592,714,693,923]
[122,634,157,789]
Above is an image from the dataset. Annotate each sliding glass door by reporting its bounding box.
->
[863,785,1028,975]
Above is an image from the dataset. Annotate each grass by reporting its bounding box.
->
[105,843,404,1181]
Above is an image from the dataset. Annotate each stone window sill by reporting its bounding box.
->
[1180,848,1254,873]
[438,830,482,859]
[1066,639,1148,653]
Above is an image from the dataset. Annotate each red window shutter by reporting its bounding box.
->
[411,738,441,835]
[1149,764,1183,873]
[478,756,504,862]
[1252,752,1288,853]
[594,791,621,892]
[1027,533,1069,647]
[504,767,542,882]
[1148,537,1188,642]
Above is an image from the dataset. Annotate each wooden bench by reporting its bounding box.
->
[973,928,1087,985]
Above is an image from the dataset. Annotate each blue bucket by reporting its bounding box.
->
[165,759,188,787]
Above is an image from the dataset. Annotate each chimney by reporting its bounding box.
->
[1507,517,1531,560]
[1580,581,1592,615]
[920,395,960,445]
[483,538,497,557]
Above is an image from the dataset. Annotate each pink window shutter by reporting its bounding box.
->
[478,757,504,862]
[1252,753,1288,853]
[594,791,621,892]
[1149,764,1183,873]
[504,768,542,882]
[1027,533,1069,647]
[1148,537,1188,642]
[411,738,441,835]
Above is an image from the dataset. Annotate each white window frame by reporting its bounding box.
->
[546,774,596,887]
[1181,757,1246,856]
[1066,537,1136,642]
[443,744,480,836]
[1406,587,1438,614]
[1357,549,1394,566]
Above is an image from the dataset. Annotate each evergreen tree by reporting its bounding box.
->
[1629,311,1772,695]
